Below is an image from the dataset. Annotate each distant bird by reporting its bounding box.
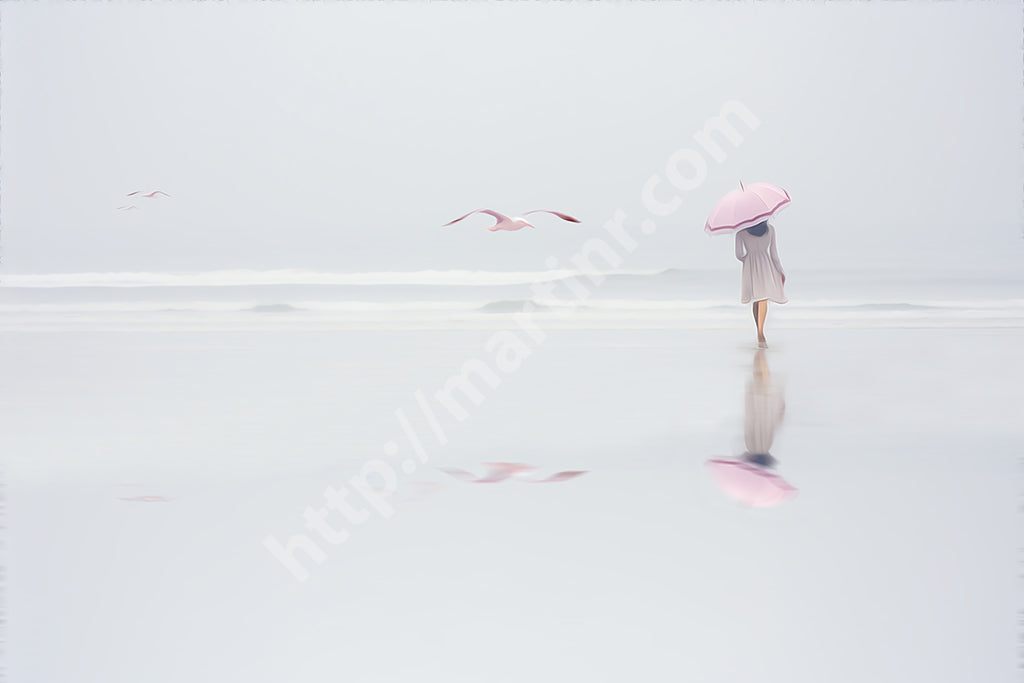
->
[127,190,171,198]
[116,205,138,211]
[396,481,450,504]
[441,462,587,484]
[443,209,580,232]
[529,471,587,483]
[442,462,538,483]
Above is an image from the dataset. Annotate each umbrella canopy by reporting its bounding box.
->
[706,458,797,507]
[705,182,791,236]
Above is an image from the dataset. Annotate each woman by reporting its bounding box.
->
[735,220,786,347]
[742,348,785,468]
[704,349,795,507]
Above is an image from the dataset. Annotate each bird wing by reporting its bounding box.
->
[441,467,513,484]
[440,467,481,483]
[473,472,513,483]
[521,210,581,223]
[483,462,538,476]
[126,191,142,196]
[529,471,587,483]
[443,209,510,227]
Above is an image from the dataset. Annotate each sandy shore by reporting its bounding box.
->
[3,324,1021,681]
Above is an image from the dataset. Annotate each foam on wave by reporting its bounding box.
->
[2,268,667,289]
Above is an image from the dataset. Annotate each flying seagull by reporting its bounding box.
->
[441,462,538,483]
[443,209,580,232]
[127,190,171,198]
[440,462,587,484]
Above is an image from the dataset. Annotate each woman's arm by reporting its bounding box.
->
[735,233,745,261]
[769,224,785,279]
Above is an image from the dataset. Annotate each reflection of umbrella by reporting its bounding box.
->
[705,182,791,236]
[705,458,797,507]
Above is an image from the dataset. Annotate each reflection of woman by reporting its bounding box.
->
[741,349,785,468]
[735,220,786,348]
[704,349,794,507]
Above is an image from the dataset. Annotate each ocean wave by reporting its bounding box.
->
[5,267,1022,291]
[840,303,938,311]
[2,297,1023,317]
[477,299,553,314]
[246,304,304,313]
[0,268,669,289]
[0,300,481,314]
[5,314,1022,333]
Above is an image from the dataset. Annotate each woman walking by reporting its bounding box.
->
[735,220,786,347]
[704,348,796,508]
[705,181,792,347]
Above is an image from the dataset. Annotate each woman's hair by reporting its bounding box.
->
[745,221,768,237]
[742,452,777,468]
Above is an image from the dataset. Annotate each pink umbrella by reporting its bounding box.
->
[705,182,791,236]
[705,458,797,507]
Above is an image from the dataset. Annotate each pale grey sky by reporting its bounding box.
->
[1,1,1021,274]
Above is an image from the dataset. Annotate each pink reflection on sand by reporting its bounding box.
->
[706,459,795,507]
[441,462,587,484]
[706,349,796,507]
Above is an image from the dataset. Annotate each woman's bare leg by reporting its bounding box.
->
[756,300,768,342]
[752,302,758,324]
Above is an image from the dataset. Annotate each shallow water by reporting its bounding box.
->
[3,270,1023,681]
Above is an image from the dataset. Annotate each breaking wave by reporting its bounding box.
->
[477,300,553,314]
[1,268,667,289]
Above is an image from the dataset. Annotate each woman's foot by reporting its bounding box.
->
[757,335,767,349]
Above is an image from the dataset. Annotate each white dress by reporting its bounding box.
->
[735,222,787,304]
[744,368,785,455]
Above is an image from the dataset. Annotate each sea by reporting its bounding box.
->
[1,267,1021,332]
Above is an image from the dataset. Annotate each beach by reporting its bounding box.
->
[2,268,1022,682]
[3,0,1021,677]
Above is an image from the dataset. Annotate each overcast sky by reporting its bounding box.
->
[1,1,1021,275]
